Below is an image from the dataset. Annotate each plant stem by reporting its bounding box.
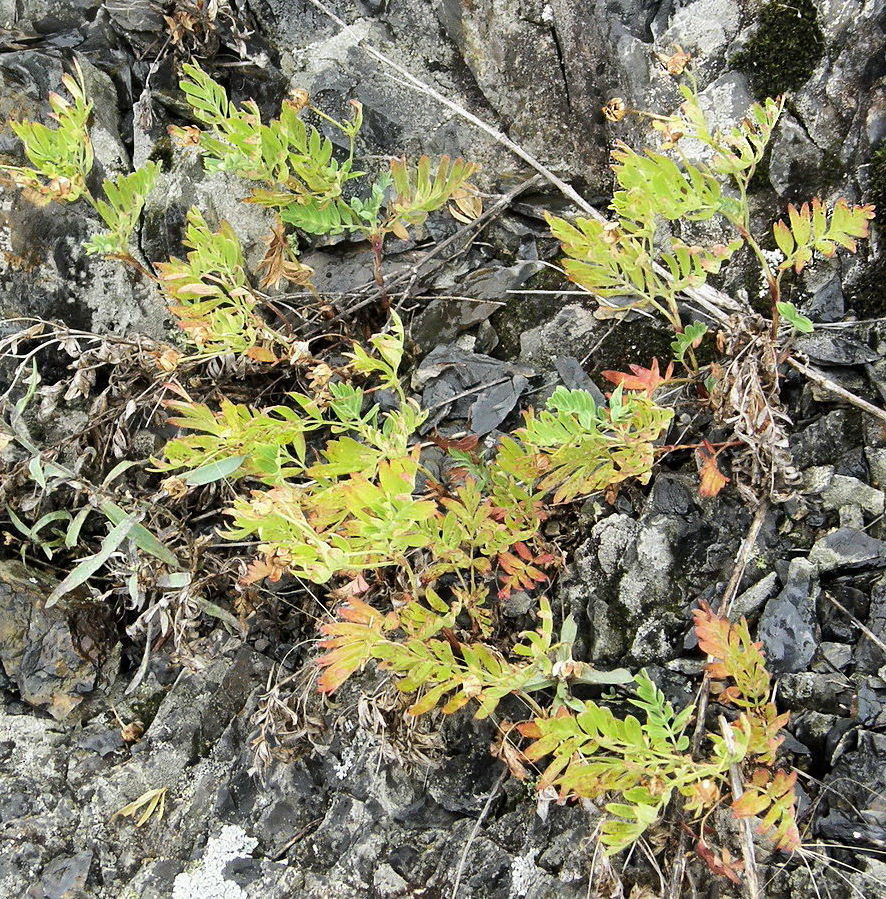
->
[370,233,390,310]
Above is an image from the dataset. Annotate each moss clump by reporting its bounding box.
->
[490,267,567,359]
[845,254,886,318]
[734,0,825,100]
[868,145,886,226]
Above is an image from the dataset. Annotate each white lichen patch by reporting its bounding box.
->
[172,825,258,899]
[509,849,539,897]
[333,743,357,779]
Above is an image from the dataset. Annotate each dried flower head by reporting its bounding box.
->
[656,45,692,76]
[287,88,310,113]
[602,97,628,123]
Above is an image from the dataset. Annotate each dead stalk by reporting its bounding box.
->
[823,592,886,655]
[667,502,769,899]
[787,357,886,429]
[721,717,762,899]
[450,767,507,898]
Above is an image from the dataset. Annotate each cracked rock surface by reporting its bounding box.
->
[2,0,886,896]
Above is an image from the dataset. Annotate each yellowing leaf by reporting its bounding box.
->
[113,787,168,827]
[697,441,729,498]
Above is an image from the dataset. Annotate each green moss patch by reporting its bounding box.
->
[734,0,825,100]
[868,145,886,227]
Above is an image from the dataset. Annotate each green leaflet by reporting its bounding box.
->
[45,514,137,608]
[177,63,361,204]
[773,198,875,274]
[0,62,94,205]
[85,162,160,257]
[522,669,750,853]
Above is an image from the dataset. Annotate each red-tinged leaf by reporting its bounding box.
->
[601,358,674,395]
[316,661,357,694]
[430,432,479,452]
[334,598,386,626]
[731,790,771,818]
[706,661,730,680]
[497,551,521,573]
[239,557,287,585]
[514,541,533,562]
[516,720,543,738]
[697,440,729,498]
[497,546,551,598]
[161,381,194,402]
[692,601,732,659]
[695,838,744,886]
[328,575,371,602]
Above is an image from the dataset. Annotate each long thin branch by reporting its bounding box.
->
[667,501,769,899]
[304,0,596,217]
[721,717,761,899]
[787,357,886,428]
[304,0,741,317]
[823,592,886,655]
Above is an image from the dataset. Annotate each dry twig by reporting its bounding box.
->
[667,501,769,899]
[788,357,886,429]
[450,767,508,899]
[721,716,762,899]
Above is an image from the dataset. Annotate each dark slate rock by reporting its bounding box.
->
[810,528,886,572]
[856,574,886,673]
[553,356,606,404]
[33,850,93,899]
[0,560,118,719]
[415,345,534,435]
[790,410,861,469]
[795,332,880,366]
[816,732,886,849]
[758,558,819,673]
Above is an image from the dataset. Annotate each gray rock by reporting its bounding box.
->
[10,0,100,34]
[768,115,824,197]
[519,304,601,369]
[790,410,859,469]
[0,560,118,719]
[659,0,740,61]
[814,641,853,671]
[35,850,93,899]
[732,571,779,619]
[790,709,839,750]
[777,671,851,714]
[791,0,886,162]
[591,514,641,578]
[758,558,819,673]
[802,268,845,323]
[838,504,866,529]
[434,0,608,186]
[795,332,880,367]
[818,732,886,851]
[803,466,885,516]
[856,573,886,673]
[810,528,886,572]
[867,447,886,489]
[553,357,606,404]
[142,159,273,274]
[616,515,678,618]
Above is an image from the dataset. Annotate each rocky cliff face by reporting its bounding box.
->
[2,1,886,897]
